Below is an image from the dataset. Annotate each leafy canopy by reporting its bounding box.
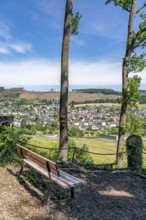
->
[105,0,133,11]
[71,12,82,35]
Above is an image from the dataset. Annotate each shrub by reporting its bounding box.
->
[68,140,91,163]
[126,134,143,172]
[0,125,30,165]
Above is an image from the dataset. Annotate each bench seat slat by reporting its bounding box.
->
[50,173,76,187]
[24,159,69,189]
[17,144,87,197]
[59,170,86,185]
[24,159,77,187]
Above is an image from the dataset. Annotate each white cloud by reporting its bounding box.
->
[0,58,146,86]
[0,23,32,55]
[8,42,32,53]
[0,59,60,85]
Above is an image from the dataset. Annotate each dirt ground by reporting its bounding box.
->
[0,166,146,220]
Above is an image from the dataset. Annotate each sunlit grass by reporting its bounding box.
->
[27,136,146,167]
[74,103,120,107]
[28,136,58,147]
[74,103,146,108]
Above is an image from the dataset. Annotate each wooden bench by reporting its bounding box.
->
[16,144,86,205]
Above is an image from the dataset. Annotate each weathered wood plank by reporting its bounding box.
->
[17,144,59,175]
[59,170,86,185]
[17,144,87,193]
[24,159,69,188]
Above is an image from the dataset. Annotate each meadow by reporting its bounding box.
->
[74,103,146,108]
[28,136,146,168]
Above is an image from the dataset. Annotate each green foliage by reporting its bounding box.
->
[25,171,48,189]
[75,144,91,162]
[106,1,146,109]
[69,127,84,138]
[111,127,119,134]
[71,98,120,105]
[72,88,121,95]
[68,140,91,162]
[105,0,132,11]
[126,134,143,171]
[128,75,141,106]
[27,143,59,161]
[26,139,90,164]
[125,113,145,136]
[0,126,29,165]
[129,53,146,73]
[71,12,82,35]
[135,12,146,48]
[139,95,146,104]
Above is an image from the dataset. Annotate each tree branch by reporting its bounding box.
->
[125,8,130,12]
[123,2,131,12]
[130,27,146,50]
[136,27,146,38]
[135,2,146,14]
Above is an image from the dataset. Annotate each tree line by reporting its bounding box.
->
[72,88,122,95]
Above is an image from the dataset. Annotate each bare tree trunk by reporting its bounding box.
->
[58,0,73,162]
[116,0,136,167]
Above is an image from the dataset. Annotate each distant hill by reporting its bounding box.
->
[19,91,120,103]
[72,88,121,95]
[1,87,146,104]
[139,90,146,96]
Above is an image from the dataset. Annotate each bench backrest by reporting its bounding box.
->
[16,144,59,177]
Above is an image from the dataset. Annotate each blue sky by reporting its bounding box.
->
[0,0,145,88]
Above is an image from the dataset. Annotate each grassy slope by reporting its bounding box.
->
[28,137,117,164]
[28,136,146,166]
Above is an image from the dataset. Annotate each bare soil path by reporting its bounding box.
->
[0,166,146,220]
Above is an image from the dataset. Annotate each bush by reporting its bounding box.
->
[0,125,30,165]
[126,135,143,172]
[68,140,91,162]
[69,128,84,138]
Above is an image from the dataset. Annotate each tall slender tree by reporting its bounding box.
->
[58,1,81,162]
[105,0,146,166]
[58,0,73,162]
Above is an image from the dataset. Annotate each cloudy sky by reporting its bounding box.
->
[0,0,146,88]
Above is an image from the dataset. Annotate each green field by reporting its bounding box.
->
[74,103,120,107]
[28,136,146,167]
[74,103,146,108]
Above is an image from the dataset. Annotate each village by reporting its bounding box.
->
[0,97,146,136]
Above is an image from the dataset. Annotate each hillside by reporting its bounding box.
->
[3,90,120,103]
[1,88,146,103]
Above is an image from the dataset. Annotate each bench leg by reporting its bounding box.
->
[18,162,25,179]
[43,184,53,206]
[71,187,74,199]
[43,189,50,206]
